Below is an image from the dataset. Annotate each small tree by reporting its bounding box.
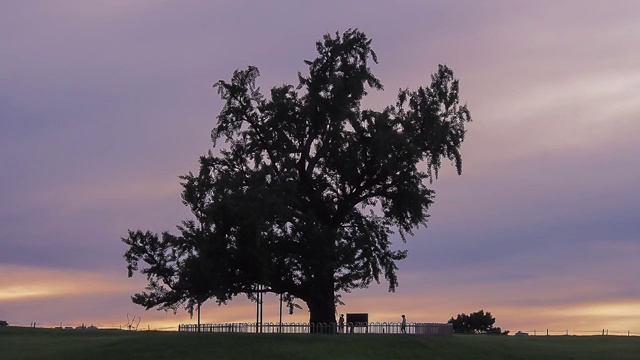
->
[448,310,502,334]
[0,320,8,326]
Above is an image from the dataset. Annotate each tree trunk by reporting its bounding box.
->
[306,275,336,334]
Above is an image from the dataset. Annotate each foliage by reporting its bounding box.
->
[0,319,8,326]
[487,327,509,335]
[122,167,298,316]
[447,310,507,334]
[122,166,238,315]
[122,28,472,326]
[122,229,227,316]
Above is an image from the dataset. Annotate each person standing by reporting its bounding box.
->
[338,314,345,334]
[401,315,407,334]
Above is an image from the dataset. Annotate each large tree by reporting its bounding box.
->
[123,29,472,329]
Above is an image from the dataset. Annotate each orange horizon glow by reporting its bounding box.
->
[2,265,640,335]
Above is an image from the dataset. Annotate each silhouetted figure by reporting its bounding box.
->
[401,315,407,334]
[338,314,345,334]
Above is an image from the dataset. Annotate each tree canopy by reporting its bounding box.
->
[447,310,507,334]
[122,28,472,329]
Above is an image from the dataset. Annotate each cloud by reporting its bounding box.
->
[0,265,137,303]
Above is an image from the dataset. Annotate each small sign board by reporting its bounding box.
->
[346,313,368,324]
[346,313,368,333]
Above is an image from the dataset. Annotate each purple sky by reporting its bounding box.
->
[2,1,640,333]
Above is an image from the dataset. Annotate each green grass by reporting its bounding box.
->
[1,326,639,360]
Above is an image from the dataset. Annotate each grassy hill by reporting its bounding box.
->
[1,326,639,360]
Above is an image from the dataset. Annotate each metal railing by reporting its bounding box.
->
[521,329,640,337]
[178,322,453,336]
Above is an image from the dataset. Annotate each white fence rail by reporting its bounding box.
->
[177,322,453,336]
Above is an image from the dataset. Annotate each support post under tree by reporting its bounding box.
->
[197,302,201,333]
[279,293,283,333]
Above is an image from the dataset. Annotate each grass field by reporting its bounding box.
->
[1,326,639,360]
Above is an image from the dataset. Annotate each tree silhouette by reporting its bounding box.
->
[122,170,237,322]
[448,310,499,334]
[123,29,472,330]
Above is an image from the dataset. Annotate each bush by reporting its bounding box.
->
[447,310,508,334]
[0,320,8,326]
[487,327,509,335]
